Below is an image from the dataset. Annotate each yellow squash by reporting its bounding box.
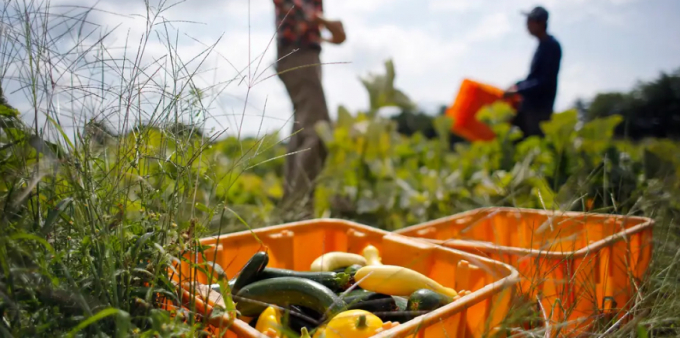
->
[255,306,282,338]
[310,252,366,272]
[362,245,383,266]
[318,309,383,338]
[301,327,312,338]
[312,317,400,338]
[354,265,458,297]
[312,326,325,338]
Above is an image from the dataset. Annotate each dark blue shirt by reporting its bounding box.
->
[516,34,562,115]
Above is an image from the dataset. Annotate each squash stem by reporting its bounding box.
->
[357,314,367,329]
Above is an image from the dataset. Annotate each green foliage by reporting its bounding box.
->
[391,109,439,139]
[0,104,19,118]
[360,59,417,117]
[0,103,250,336]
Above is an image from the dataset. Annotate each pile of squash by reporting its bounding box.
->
[208,245,468,338]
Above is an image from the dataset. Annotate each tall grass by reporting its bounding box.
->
[0,0,291,336]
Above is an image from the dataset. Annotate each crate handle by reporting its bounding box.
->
[348,229,366,238]
[416,227,436,237]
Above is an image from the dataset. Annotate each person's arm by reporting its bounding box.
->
[285,0,345,44]
[316,15,346,44]
[515,43,561,96]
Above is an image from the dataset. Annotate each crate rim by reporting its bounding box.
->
[393,207,655,259]
[198,217,391,245]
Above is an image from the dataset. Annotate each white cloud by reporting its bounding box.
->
[335,0,394,13]
[464,13,512,42]
[317,19,470,116]
[608,0,638,4]
[428,0,480,12]
[5,0,674,140]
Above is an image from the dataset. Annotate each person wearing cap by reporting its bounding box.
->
[505,6,562,138]
[273,0,346,219]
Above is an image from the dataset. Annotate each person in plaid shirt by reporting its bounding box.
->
[274,0,345,219]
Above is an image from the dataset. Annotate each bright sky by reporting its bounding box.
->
[8,0,680,140]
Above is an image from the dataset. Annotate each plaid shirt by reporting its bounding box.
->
[273,0,323,50]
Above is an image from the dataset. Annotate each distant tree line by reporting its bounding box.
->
[579,67,680,140]
[390,106,442,139]
[389,105,466,147]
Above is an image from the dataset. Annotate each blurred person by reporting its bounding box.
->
[273,0,346,219]
[505,6,562,138]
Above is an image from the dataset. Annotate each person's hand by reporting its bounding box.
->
[316,15,346,44]
[503,85,518,99]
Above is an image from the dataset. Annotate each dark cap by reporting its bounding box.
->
[522,6,549,22]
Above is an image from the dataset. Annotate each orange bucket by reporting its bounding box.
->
[446,79,520,142]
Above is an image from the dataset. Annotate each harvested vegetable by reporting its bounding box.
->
[407,289,452,312]
[354,265,458,297]
[310,252,366,272]
[188,242,470,336]
[342,291,398,313]
[318,309,383,338]
[235,277,346,317]
[286,305,322,333]
[255,306,282,338]
[256,268,351,292]
[392,296,408,311]
[312,326,325,338]
[231,251,269,294]
[362,245,383,266]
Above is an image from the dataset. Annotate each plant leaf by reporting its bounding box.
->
[42,197,73,235]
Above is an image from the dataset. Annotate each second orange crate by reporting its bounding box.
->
[445,78,520,142]
[172,219,520,338]
[393,207,654,335]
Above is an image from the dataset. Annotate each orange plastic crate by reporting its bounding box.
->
[446,79,520,142]
[393,207,654,335]
[170,219,519,338]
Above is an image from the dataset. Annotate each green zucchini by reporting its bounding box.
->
[235,277,346,317]
[407,289,453,312]
[340,289,371,298]
[392,296,408,311]
[342,291,397,313]
[370,295,413,323]
[376,310,416,323]
[256,268,350,292]
[231,251,269,294]
[284,305,322,333]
